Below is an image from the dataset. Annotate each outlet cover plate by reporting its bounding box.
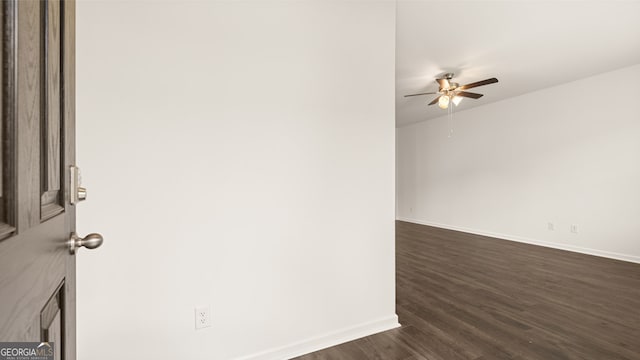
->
[195,305,212,329]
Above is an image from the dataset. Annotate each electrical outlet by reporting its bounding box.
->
[570,224,578,234]
[547,222,554,231]
[194,306,212,329]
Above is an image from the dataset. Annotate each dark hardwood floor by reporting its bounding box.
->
[294,221,640,360]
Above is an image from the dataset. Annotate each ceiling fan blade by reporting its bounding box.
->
[436,78,450,89]
[404,92,438,98]
[428,96,441,105]
[458,78,498,91]
[456,91,483,99]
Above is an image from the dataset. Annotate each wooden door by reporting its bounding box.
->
[0,1,77,359]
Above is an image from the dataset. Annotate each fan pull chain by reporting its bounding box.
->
[447,99,454,138]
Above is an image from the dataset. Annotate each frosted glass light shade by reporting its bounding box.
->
[438,95,450,109]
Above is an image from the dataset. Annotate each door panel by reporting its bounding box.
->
[0,1,76,359]
[0,0,17,241]
[16,0,41,231]
[42,0,63,221]
[41,283,64,360]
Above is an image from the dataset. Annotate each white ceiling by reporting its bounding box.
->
[396,0,640,126]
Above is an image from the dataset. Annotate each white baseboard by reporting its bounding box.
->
[234,315,400,360]
[397,217,640,264]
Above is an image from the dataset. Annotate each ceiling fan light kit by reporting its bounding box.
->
[405,73,499,110]
[438,95,450,109]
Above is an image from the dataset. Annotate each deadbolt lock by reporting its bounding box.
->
[77,187,87,202]
[70,166,87,205]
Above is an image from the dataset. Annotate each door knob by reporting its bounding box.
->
[68,232,103,254]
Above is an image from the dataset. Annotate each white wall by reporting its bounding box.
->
[76,2,397,359]
[397,64,640,263]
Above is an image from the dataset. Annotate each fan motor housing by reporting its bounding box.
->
[439,82,459,93]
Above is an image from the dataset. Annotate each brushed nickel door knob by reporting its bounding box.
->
[68,232,103,254]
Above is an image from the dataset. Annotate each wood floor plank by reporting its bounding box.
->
[353,328,415,360]
[295,340,370,360]
[292,221,640,360]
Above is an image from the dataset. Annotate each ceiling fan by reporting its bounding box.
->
[404,73,498,109]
